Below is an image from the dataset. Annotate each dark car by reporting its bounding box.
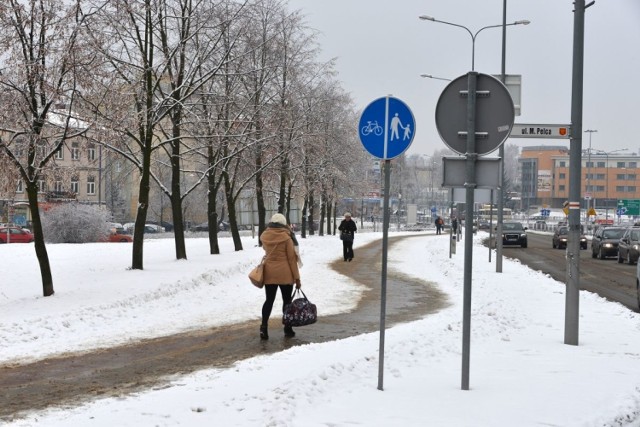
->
[191,222,209,232]
[499,221,528,248]
[617,227,640,264]
[591,226,626,259]
[552,226,588,250]
[477,220,491,230]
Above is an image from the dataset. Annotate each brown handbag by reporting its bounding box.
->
[249,258,266,288]
[248,245,277,288]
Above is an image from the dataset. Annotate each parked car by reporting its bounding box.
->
[0,226,35,243]
[191,222,209,232]
[591,226,626,259]
[144,224,164,233]
[499,221,528,248]
[617,227,640,264]
[552,226,588,250]
[147,221,174,232]
[103,228,133,243]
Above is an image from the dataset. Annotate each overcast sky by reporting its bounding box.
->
[287,0,640,157]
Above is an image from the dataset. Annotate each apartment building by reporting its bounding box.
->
[519,145,640,212]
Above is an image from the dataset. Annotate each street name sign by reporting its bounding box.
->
[358,96,416,160]
[510,123,571,139]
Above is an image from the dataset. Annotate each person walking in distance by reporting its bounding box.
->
[435,216,444,235]
[259,213,301,340]
[338,212,357,262]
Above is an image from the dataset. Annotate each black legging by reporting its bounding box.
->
[342,240,354,260]
[262,284,294,325]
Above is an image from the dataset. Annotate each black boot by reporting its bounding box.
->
[260,324,268,340]
[284,325,295,337]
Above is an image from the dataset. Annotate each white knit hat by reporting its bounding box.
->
[270,213,287,226]
[344,212,352,217]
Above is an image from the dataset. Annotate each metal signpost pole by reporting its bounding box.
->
[461,71,478,391]
[566,0,589,346]
[496,0,507,273]
[357,95,415,391]
[378,159,391,391]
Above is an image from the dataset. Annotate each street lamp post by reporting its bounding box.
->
[419,13,528,392]
[420,74,452,82]
[584,129,597,213]
[418,16,529,71]
[595,148,628,221]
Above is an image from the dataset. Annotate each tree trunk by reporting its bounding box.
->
[27,184,54,297]
[223,170,243,251]
[170,126,187,260]
[207,151,220,255]
[256,159,266,245]
[131,146,152,270]
[301,197,308,238]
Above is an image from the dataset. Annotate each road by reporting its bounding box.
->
[489,231,640,313]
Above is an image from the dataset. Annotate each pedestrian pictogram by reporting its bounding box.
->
[358,96,416,160]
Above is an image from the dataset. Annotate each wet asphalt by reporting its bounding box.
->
[0,233,449,420]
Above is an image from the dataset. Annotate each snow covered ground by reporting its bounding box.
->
[2,229,640,426]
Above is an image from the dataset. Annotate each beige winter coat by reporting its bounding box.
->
[260,225,300,285]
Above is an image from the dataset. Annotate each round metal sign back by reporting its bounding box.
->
[435,73,514,156]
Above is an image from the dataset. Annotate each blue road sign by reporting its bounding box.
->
[358,96,415,160]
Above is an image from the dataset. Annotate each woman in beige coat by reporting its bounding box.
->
[259,213,301,340]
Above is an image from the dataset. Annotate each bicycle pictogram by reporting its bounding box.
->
[361,120,383,136]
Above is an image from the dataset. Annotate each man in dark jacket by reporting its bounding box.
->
[338,212,357,261]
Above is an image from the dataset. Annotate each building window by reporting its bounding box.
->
[54,146,64,160]
[54,180,63,192]
[596,185,605,192]
[71,177,79,194]
[586,185,593,192]
[629,162,637,168]
[87,176,96,195]
[628,186,637,193]
[559,161,566,167]
[627,174,637,181]
[88,144,96,161]
[596,173,605,180]
[617,174,626,180]
[560,173,566,179]
[71,143,80,160]
[559,185,566,191]
[597,161,605,167]
[37,179,46,193]
[585,161,594,168]
[617,162,626,168]
[16,180,24,193]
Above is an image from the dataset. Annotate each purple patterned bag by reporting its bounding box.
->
[283,289,317,327]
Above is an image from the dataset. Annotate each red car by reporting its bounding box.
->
[0,226,35,243]
[106,228,133,243]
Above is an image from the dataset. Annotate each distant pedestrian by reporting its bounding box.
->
[435,216,444,235]
[338,212,357,261]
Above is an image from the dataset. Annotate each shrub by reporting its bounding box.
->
[41,203,112,243]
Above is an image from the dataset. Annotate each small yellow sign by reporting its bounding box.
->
[563,207,569,216]
[587,208,597,216]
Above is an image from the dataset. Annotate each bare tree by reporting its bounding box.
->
[0,0,89,296]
